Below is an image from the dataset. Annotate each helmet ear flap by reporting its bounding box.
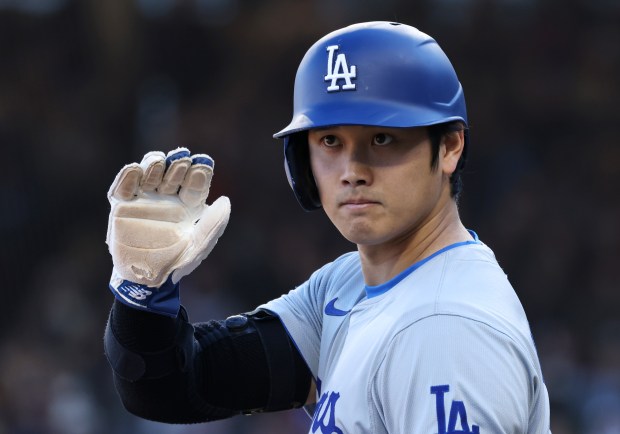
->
[284,133,321,211]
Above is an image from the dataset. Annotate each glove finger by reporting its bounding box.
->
[108,163,142,201]
[193,195,231,252]
[139,151,166,192]
[171,195,231,284]
[179,154,214,209]
[158,147,192,195]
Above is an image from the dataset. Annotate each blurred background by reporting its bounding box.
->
[0,0,619,433]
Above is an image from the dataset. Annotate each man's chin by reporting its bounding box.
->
[340,229,386,247]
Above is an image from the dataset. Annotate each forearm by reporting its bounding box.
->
[105,300,238,423]
[105,301,312,423]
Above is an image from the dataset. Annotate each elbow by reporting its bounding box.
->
[113,374,202,424]
[112,374,238,424]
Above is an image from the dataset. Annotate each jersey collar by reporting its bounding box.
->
[364,230,480,299]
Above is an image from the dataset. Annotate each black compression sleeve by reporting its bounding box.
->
[107,301,238,423]
[105,300,311,423]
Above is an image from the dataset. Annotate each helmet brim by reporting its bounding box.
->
[274,97,467,139]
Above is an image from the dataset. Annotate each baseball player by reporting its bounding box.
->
[104,22,551,433]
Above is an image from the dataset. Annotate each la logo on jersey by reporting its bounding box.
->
[431,385,480,434]
[324,45,356,92]
[311,378,343,434]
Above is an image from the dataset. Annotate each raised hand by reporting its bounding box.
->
[106,147,231,316]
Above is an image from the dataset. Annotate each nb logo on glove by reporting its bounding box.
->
[121,283,153,301]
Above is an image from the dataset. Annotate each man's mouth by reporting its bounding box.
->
[339,197,380,208]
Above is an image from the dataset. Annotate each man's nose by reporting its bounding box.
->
[340,145,372,187]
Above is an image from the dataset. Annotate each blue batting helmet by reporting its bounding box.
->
[275,21,468,211]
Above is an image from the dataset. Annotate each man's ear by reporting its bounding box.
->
[441,129,465,176]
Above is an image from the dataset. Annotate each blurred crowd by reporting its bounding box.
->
[0,0,619,433]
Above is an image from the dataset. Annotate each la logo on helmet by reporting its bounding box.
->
[324,45,357,92]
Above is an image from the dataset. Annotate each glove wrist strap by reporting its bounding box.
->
[109,271,180,317]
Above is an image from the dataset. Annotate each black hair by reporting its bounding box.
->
[427,121,468,201]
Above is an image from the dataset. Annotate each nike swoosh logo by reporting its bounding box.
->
[324,297,351,316]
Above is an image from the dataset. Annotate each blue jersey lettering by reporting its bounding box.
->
[431,384,480,434]
[312,379,344,434]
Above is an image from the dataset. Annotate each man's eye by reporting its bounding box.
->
[322,135,340,147]
[373,133,393,146]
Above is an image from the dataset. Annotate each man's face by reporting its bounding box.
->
[308,125,455,247]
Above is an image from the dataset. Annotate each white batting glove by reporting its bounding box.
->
[106,147,231,317]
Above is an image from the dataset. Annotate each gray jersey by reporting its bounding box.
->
[260,237,551,433]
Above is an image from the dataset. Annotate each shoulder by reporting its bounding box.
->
[373,242,537,367]
[433,242,533,340]
[396,242,529,335]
